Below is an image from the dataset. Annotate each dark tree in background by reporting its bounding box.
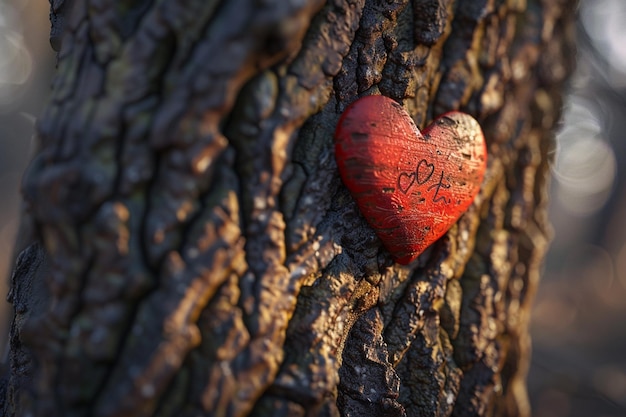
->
[1,1,575,416]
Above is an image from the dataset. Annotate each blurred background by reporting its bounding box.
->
[0,0,54,347]
[1,1,625,416]
[528,1,626,416]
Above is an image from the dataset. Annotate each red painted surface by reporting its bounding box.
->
[334,95,487,264]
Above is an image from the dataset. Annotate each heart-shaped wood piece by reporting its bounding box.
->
[335,95,487,264]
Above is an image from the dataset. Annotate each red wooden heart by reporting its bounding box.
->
[334,95,487,264]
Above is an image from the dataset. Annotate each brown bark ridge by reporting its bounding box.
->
[1,0,575,416]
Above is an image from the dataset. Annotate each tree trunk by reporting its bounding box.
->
[1,0,575,416]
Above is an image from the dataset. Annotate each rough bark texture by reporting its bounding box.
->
[1,0,575,416]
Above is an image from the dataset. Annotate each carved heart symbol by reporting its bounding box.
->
[334,95,487,264]
[397,172,416,194]
[416,160,435,185]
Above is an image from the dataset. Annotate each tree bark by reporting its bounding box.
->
[1,0,575,416]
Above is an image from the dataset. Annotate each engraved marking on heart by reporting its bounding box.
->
[397,172,416,194]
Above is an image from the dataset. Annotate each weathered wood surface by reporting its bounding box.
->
[1,0,575,416]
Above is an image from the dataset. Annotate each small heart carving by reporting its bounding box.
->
[334,95,487,264]
[416,160,435,185]
[397,172,416,194]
